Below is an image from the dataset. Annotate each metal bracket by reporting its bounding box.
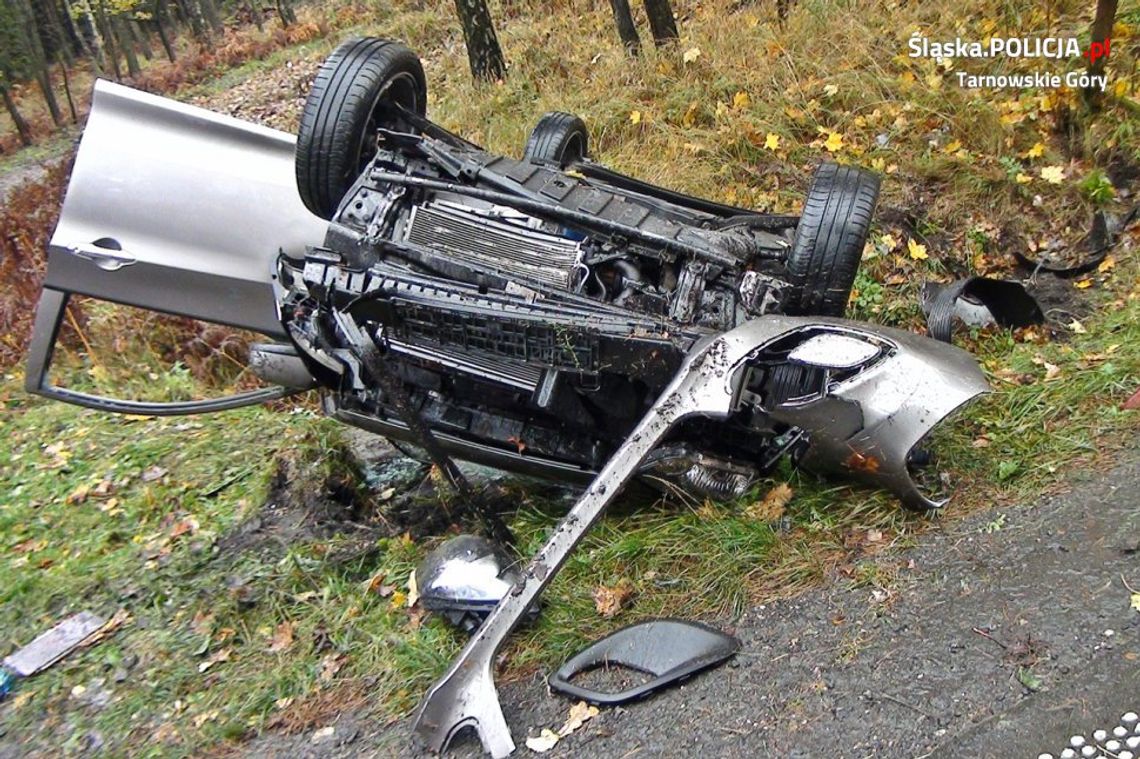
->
[25,288,297,415]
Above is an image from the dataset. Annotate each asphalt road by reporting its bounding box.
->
[249,439,1140,758]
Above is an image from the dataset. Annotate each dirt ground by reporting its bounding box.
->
[232,438,1140,758]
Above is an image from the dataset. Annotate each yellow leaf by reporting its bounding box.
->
[1114,79,1129,98]
[526,729,560,752]
[823,132,844,152]
[764,132,780,151]
[1132,593,1140,612]
[1040,165,1065,184]
[1015,173,1033,184]
[593,579,635,617]
[943,140,961,154]
[823,83,839,97]
[879,233,898,250]
[1097,255,1116,273]
[924,71,942,90]
[1025,141,1046,158]
[682,46,701,64]
[682,102,699,127]
[907,238,929,260]
[390,589,407,608]
[746,483,793,522]
[1075,279,1093,289]
[732,91,750,109]
[629,110,641,125]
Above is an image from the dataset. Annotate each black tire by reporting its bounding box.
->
[295,37,427,219]
[784,163,880,316]
[523,112,589,166]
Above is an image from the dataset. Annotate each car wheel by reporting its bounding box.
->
[523,112,590,166]
[783,162,880,316]
[295,37,427,220]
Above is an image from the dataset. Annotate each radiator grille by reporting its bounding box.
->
[404,202,581,289]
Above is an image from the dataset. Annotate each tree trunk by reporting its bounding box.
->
[17,0,64,125]
[275,0,296,27]
[1085,0,1118,107]
[175,0,209,44]
[244,0,262,30]
[608,0,640,55]
[1,84,33,146]
[642,0,678,46]
[153,0,176,62]
[94,0,122,79]
[58,51,77,122]
[58,0,90,59]
[199,0,223,35]
[114,16,140,78]
[128,19,153,60]
[452,0,506,81]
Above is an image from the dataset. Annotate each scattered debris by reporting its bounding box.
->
[923,277,1044,342]
[3,611,108,677]
[592,579,635,618]
[549,619,740,705]
[525,701,600,752]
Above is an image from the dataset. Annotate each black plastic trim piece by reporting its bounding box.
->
[548,618,740,705]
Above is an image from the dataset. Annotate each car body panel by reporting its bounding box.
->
[44,79,327,338]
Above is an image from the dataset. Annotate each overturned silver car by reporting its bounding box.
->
[27,37,986,514]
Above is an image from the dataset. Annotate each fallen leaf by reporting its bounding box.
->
[1043,363,1061,381]
[764,132,780,151]
[629,110,641,125]
[593,578,635,618]
[682,46,701,63]
[1015,172,1033,184]
[1131,593,1140,612]
[66,485,90,504]
[1016,666,1042,691]
[558,701,600,737]
[1097,255,1116,273]
[198,647,232,673]
[866,529,884,543]
[823,131,844,153]
[942,139,961,154]
[907,238,929,260]
[878,233,897,250]
[169,517,199,539]
[1025,142,1046,158]
[732,90,750,109]
[526,728,560,752]
[823,83,838,97]
[390,590,407,609]
[1068,319,1087,334]
[407,569,420,607]
[318,653,345,683]
[746,483,793,522]
[1075,278,1093,289]
[267,621,294,653]
[141,466,167,482]
[1039,165,1065,184]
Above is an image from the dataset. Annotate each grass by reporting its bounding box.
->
[0,0,1139,753]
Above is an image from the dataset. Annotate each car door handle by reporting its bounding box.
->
[66,241,137,272]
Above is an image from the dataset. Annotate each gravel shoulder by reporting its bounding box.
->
[239,438,1140,758]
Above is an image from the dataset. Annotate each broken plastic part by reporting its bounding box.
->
[417,534,535,632]
[548,619,740,705]
[923,277,1044,343]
